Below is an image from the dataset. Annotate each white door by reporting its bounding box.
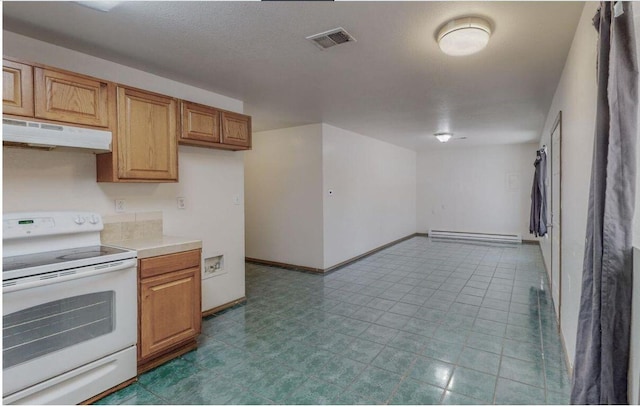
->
[549,114,562,323]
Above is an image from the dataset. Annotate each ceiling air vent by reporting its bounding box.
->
[306,27,356,50]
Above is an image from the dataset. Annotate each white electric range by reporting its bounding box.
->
[2,212,138,405]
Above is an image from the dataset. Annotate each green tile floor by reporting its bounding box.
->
[96,237,571,405]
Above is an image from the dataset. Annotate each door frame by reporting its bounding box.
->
[550,111,563,328]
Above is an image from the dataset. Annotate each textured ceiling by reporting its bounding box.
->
[3,1,584,151]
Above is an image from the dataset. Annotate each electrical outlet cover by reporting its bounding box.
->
[203,255,224,280]
[115,199,126,213]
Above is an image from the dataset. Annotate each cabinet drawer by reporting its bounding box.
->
[140,249,201,279]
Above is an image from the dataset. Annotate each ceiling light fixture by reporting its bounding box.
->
[75,1,122,12]
[437,17,492,56]
[435,133,453,143]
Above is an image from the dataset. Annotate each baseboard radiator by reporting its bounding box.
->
[428,229,522,244]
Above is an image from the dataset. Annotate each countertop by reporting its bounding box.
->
[108,235,202,259]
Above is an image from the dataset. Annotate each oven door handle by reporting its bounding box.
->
[2,258,137,293]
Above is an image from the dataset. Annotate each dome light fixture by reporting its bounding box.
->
[437,17,492,56]
[435,133,453,143]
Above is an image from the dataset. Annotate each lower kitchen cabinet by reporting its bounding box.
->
[138,249,201,373]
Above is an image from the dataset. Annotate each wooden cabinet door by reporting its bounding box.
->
[139,267,201,359]
[117,87,178,181]
[181,101,220,143]
[3,60,34,117]
[34,67,109,127]
[221,111,251,148]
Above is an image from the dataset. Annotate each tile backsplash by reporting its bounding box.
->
[101,211,163,243]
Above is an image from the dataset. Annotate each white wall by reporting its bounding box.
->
[244,124,324,269]
[244,123,416,270]
[322,124,417,269]
[2,31,246,311]
[539,4,640,393]
[416,143,536,238]
[537,2,599,367]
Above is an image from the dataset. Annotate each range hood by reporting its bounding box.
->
[2,118,112,153]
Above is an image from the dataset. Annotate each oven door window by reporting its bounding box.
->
[3,291,115,369]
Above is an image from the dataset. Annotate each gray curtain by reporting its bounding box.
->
[571,2,638,404]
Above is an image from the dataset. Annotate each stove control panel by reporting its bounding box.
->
[4,217,55,231]
[3,212,104,240]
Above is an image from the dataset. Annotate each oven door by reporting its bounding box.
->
[2,259,137,397]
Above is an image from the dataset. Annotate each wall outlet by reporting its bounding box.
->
[232,194,241,206]
[115,199,126,213]
[203,255,224,279]
[177,197,186,209]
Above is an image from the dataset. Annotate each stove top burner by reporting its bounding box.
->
[3,245,133,273]
[57,249,114,261]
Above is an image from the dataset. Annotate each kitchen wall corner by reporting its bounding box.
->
[2,30,246,312]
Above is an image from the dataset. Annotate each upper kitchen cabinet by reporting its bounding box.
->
[179,101,251,151]
[34,68,111,127]
[221,111,251,149]
[3,59,34,117]
[3,57,114,128]
[98,86,179,182]
[180,101,220,144]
